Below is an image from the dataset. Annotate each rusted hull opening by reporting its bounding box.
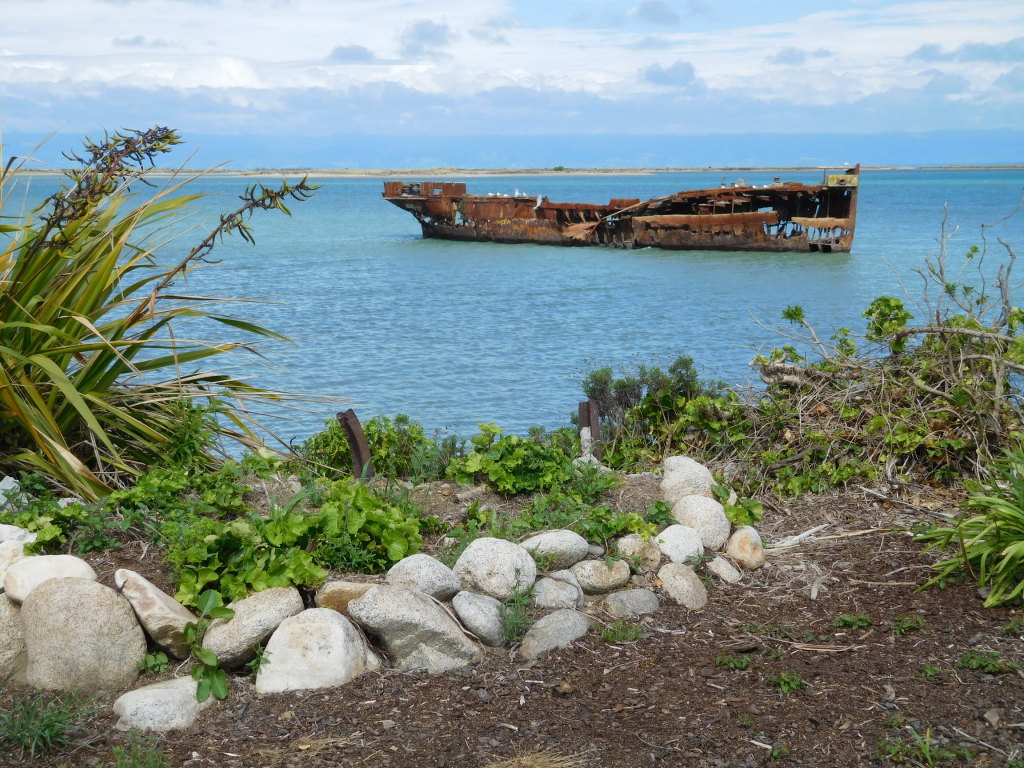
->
[383,168,859,254]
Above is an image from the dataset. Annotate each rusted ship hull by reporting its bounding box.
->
[383,166,859,253]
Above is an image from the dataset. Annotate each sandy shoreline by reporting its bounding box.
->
[15,164,1024,178]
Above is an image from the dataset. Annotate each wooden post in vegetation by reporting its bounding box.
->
[336,409,375,481]
[578,399,602,460]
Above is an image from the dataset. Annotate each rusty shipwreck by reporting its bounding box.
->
[383,166,859,253]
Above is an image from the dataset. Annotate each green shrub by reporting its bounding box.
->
[105,732,171,768]
[0,128,316,499]
[446,423,574,494]
[299,414,460,482]
[499,588,535,644]
[166,478,423,606]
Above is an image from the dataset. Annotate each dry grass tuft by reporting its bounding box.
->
[479,747,591,768]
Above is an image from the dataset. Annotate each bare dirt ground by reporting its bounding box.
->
[4,484,1024,768]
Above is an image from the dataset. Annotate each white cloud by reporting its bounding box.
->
[1,0,1022,140]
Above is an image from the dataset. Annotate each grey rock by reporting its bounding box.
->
[113,677,214,731]
[0,476,22,510]
[452,591,505,647]
[203,587,304,669]
[349,585,482,672]
[453,537,536,601]
[533,575,584,610]
[656,525,704,564]
[386,554,461,601]
[22,578,145,692]
[519,530,590,570]
[518,609,590,660]
[603,588,660,618]
[658,562,709,610]
[671,495,731,551]
[570,559,631,594]
[255,608,380,693]
[114,569,196,659]
[0,595,24,676]
[4,555,98,604]
[587,543,605,557]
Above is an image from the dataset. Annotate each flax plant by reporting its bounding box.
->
[0,128,317,499]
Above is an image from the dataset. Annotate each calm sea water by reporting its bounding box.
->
[9,169,1024,443]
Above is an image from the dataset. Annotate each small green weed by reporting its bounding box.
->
[877,727,972,766]
[1002,616,1024,637]
[743,622,791,639]
[105,732,171,768]
[891,615,925,636]
[886,715,907,729]
[737,712,756,727]
[768,744,791,761]
[499,588,535,644]
[139,652,168,675]
[764,648,785,661]
[920,664,942,678]
[715,653,751,671]
[833,612,872,630]
[600,619,645,643]
[766,669,805,693]
[0,680,94,758]
[245,646,270,676]
[955,649,1021,674]
[183,590,236,702]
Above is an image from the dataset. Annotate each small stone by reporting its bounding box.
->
[452,591,504,647]
[0,524,36,545]
[587,544,605,557]
[4,555,98,604]
[519,530,590,570]
[983,709,1000,728]
[386,554,461,601]
[660,456,714,504]
[114,569,196,660]
[614,534,661,572]
[671,495,731,551]
[113,677,214,731]
[705,556,742,583]
[533,576,584,610]
[517,609,590,661]
[726,527,765,570]
[315,581,376,615]
[453,538,537,601]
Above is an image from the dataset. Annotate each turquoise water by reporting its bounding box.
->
[8,169,1024,442]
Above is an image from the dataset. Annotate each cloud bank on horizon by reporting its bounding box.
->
[2,0,1022,165]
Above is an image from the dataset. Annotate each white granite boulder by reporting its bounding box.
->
[453,538,537,601]
[0,595,24,675]
[570,558,631,594]
[3,554,97,604]
[658,562,708,610]
[21,577,146,692]
[315,580,375,615]
[519,530,590,570]
[348,585,482,672]
[386,554,461,601]
[113,677,214,731]
[656,525,705,564]
[727,526,766,570]
[603,588,660,619]
[660,456,714,504]
[671,495,731,551]
[518,609,590,661]
[0,540,26,587]
[614,533,662,572]
[202,587,304,669]
[0,524,36,545]
[255,608,380,693]
[452,591,505,647]
[115,569,196,660]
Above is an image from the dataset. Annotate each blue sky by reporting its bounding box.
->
[1,0,1022,167]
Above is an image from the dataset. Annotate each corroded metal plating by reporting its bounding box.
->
[383,166,858,253]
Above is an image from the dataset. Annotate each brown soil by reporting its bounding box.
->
[4,483,1024,768]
